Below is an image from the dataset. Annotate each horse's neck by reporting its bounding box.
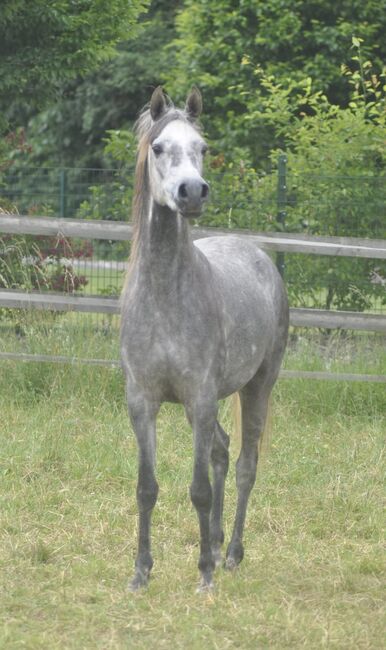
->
[133,200,196,294]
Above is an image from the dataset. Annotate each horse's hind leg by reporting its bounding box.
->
[210,421,230,566]
[225,370,272,570]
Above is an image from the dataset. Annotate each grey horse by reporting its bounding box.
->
[120,87,289,591]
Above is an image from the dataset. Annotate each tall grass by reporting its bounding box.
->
[0,346,385,649]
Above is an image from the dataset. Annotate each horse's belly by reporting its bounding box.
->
[121,328,224,403]
[217,338,266,398]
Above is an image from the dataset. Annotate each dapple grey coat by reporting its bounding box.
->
[120,87,289,591]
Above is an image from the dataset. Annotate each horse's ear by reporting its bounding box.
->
[185,86,202,120]
[150,86,167,121]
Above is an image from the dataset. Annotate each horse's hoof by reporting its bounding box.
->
[128,570,149,592]
[196,571,215,594]
[128,578,146,592]
[224,556,238,571]
[196,579,215,594]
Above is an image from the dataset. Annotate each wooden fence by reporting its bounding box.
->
[1,290,386,333]
[1,213,386,258]
[1,213,386,381]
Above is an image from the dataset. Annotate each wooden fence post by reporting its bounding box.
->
[276,153,287,277]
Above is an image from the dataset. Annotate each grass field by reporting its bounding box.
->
[0,344,385,649]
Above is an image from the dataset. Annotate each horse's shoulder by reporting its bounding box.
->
[194,235,272,270]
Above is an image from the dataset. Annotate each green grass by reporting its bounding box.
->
[0,310,120,359]
[0,350,385,649]
[2,306,386,376]
[80,264,125,296]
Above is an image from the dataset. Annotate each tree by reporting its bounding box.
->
[0,0,150,304]
[167,0,386,166]
[0,0,149,134]
[2,0,175,170]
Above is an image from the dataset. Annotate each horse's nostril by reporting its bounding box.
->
[201,183,209,199]
[179,183,188,199]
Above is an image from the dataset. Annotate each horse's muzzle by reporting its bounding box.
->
[175,178,209,218]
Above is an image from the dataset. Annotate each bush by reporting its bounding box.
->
[0,231,91,295]
[227,44,386,310]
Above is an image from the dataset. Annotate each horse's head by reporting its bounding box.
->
[138,87,209,219]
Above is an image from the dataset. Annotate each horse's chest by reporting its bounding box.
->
[121,295,223,396]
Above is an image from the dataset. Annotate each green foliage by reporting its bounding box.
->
[0,0,150,171]
[103,129,137,167]
[0,236,48,294]
[0,232,90,327]
[168,0,386,165]
[200,161,276,231]
[2,1,385,314]
[243,48,386,310]
[4,1,174,171]
[75,131,135,264]
[0,0,150,118]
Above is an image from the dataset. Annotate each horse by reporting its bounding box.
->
[120,87,289,591]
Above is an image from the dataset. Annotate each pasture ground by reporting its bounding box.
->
[0,337,385,649]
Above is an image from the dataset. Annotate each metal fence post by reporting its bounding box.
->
[276,154,287,277]
[59,169,68,218]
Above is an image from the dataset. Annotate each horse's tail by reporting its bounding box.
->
[260,396,273,456]
[233,393,272,456]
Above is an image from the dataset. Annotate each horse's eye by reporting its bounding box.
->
[152,143,163,156]
[201,144,208,156]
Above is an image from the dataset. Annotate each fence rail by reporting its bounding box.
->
[1,213,386,332]
[1,213,386,381]
[1,290,385,332]
[0,350,385,383]
[1,214,386,259]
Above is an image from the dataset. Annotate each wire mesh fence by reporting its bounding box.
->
[0,166,131,220]
[1,160,385,362]
[1,161,385,234]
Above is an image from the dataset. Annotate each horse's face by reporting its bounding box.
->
[148,88,209,218]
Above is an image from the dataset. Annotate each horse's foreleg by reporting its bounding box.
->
[210,421,230,567]
[187,398,218,591]
[226,380,270,570]
[128,396,159,591]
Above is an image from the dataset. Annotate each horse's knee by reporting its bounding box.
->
[190,476,212,513]
[137,476,159,512]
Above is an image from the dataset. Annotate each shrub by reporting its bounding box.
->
[226,44,386,310]
[0,230,91,296]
